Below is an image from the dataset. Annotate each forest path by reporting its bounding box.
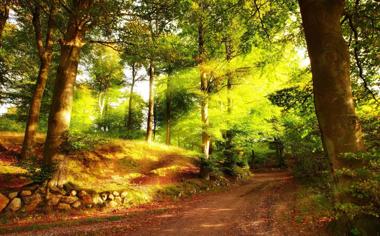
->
[129,171,319,236]
[2,171,325,236]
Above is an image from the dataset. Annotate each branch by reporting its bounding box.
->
[87,40,125,51]
[253,0,270,41]
[347,14,380,105]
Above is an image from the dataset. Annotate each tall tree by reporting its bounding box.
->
[126,62,140,130]
[165,76,172,144]
[44,0,128,167]
[86,45,124,131]
[197,1,211,159]
[43,0,95,166]
[146,58,155,142]
[298,0,365,171]
[129,0,178,143]
[21,1,57,159]
[0,0,10,47]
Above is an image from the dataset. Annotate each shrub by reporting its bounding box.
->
[60,132,109,153]
[333,150,380,234]
[0,115,24,132]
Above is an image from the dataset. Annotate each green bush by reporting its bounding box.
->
[334,150,380,234]
[0,115,25,132]
[60,132,110,153]
[18,157,55,183]
[292,154,331,180]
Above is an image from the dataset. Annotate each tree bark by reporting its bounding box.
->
[146,60,154,143]
[127,63,136,130]
[165,76,171,145]
[0,0,10,48]
[21,3,56,159]
[43,0,92,166]
[298,0,365,171]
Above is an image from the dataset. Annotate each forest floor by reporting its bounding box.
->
[0,170,330,236]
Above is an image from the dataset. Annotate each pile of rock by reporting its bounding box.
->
[0,181,130,214]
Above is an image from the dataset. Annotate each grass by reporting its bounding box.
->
[55,139,199,192]
[294,183,334,225]
[0,164,27,175]
[0,132,201,204]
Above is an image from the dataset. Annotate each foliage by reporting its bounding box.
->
[60,132,110,153]
[0,114,25,132]
[335,151,380,219]
[18,157,55,183]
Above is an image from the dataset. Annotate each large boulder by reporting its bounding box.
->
[8,192,18,199]
[71,201,81,209]
[78,190,88,198]
[46,193,61,206]
[107,200,118,208]
[92,194,104,205]
[25,193,42,212]
[47,197,60,206]
[120,191,128,199]
[61,196,78,204]
[0,193,9,213]
[81,194,93,205]
[70,190,77,196]
[57,203,71,211]
[100,193,108,201]
[8,198,22,212]
[48,184,66,195]
[20,190,32,197]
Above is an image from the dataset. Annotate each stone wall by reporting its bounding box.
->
[0,181,130,214]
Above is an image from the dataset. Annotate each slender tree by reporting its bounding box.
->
[298,0,365,171]
[146,58,155,142]
[126,62,137,130]
[197,2,211,159]
[165,76,171,145]
[21,1,57,159]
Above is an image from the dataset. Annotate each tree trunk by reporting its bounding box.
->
[146,61,154,143]
[21,4,56,159]
[0,0,9,48]
[198,14,210,159]
[43,0,92,166]
[298,0,365,171]
[127,63,136,130]
[165,76,171,145]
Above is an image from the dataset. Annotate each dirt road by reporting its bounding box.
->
[1,171,326,236]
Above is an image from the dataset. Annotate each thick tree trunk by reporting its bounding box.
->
[21,4,56,159]
[165,77,171,145]
[43,0,92,166]
[0,0,9,48]
[127,63,136,130]
[146,61,154,143]
[298,0,365,171]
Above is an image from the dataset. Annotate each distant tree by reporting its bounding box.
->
[86,45,124,131]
